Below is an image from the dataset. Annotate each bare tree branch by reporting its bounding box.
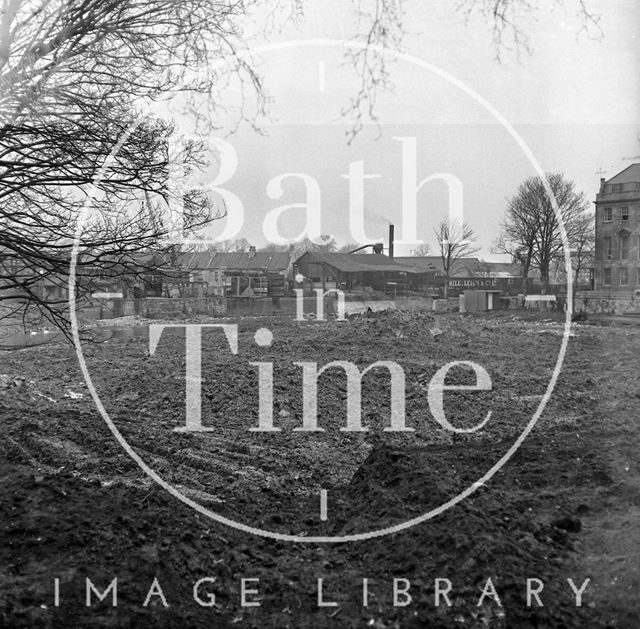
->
[456,0,602,61]
[495,172,592,292]
[434,219,480,298]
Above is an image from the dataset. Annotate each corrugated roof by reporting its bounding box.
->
[297,252,425,274]
[606,163,640,184]
[479,262,522,276]
[394,256,443,271]
[179,251,291,272]
[212,252,291,272]
[394,257,521,278]
[178,251,215,269]
[395,256,480,276]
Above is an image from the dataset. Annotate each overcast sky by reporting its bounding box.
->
[177,0,640,257]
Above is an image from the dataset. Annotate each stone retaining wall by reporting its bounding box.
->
[82,295,439,321]
[575,291,640,315]
[102,297,227,319]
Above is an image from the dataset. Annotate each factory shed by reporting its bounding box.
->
[294,252,424,294]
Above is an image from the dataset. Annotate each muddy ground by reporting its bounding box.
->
[1,310,639,628]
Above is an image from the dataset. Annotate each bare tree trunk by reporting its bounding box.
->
[540,262,550,292]
[521,260,531,294]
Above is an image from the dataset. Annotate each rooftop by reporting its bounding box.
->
[606,163,640,185]
[296,252,426,274]
[180,251,292,273]
[395,257,522,278]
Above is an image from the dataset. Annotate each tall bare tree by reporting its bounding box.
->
[495,173,591,292]
[569,211,595,295]
[0,0,410,331]
[493,193,540,293]
[0,0,274,331]
[434,219,480,298]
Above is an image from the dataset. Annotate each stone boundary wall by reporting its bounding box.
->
[575,291,640,315]
[77,292,546,323]
[81,295,438,321]
[345,296,434,315]
[88,297,228,319]
[228,296,436,317]
[227,297,323,317]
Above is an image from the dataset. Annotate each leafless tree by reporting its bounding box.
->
[411,243,432,256]
[337,242,375,254]
[434,219,480,298]
[456,0,602,61]
[568,211,595,295]
[204,238,253,253]
[495,173,591,292]
[0,0,412,332]
[342,0,405,142]
[343,0,602,137]
[260,235,337,257]
[493,196,540,293]
[0,0,277,332]
[338,242,361,253]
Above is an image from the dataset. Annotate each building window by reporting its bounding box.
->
[620,267,629,285]
[620,234,630,260]
[604,236,612,260]
[621,207,629,220]
[603,207,612,221]
[612,183,623,193]
[603,268,612,285]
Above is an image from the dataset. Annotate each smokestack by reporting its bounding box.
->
[388,224,394,259]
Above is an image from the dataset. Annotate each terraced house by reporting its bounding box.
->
[594,164,640,293]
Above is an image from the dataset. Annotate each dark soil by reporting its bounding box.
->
[1,310,639,628]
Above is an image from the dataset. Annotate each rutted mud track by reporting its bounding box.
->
[1,311,639,628]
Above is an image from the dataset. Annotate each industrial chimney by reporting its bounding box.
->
[388,224,395,259]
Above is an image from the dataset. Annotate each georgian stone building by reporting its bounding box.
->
[594,164,640,293]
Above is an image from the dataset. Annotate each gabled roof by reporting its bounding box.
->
[395,257,522,278]
[479,261,522,277]
[606,163,640,184]
[212,252,291,272]
[179,251,291,273]
[395,256,481,277]
[394,256,442,272]
[296,252,425,274]
[179,251,215,269]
